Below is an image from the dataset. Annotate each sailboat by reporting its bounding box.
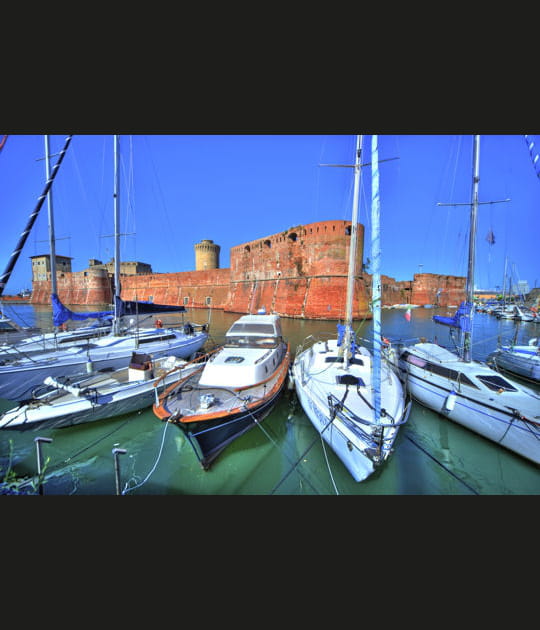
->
[0,135,209,402]
[290,135,411,483]
[389,135,540,464]
[0,135,116,358]
[487,337,540,383]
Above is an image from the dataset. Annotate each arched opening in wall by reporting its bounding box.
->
[288,232,297,242]
[345,225,352,235]
[264,239,271,248]
[183,296,189,305]
[245,245,251,252]
[205,296,212,305]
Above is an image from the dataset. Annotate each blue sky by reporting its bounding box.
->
[1,134,538,296]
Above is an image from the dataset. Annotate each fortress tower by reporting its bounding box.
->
[195,239,220,270]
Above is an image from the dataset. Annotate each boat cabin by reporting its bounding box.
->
[199,314,285,388]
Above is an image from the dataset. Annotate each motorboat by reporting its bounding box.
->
[153,313,290,470]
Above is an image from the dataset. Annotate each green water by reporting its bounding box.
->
[1,305,539,495]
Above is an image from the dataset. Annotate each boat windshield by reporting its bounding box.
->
[225,335,279,349]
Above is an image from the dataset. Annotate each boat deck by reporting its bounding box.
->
[156,346,290,425]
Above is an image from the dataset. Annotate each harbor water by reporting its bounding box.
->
[1,303,539,495]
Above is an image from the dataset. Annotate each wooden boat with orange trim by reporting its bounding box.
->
[152,313,290,470]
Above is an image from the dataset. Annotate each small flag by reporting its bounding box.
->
[486,229,495,245]
[404,307,411,322]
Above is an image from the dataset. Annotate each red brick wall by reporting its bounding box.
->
[29,220,465,318]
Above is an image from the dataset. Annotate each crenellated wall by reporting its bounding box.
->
[30,220,466,319]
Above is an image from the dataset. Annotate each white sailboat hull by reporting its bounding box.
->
[0,328,208,401]
[0,355,203,431]
[392,343,540,464]
[487,345,540,383]
[292,339,410,482]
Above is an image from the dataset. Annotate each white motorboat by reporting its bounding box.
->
[153,313,290,470]
[291,135,410,483]
[0,351,207,431]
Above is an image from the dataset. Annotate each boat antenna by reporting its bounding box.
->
[0,135,72,298]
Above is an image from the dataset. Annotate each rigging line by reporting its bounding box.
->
[240,398,320,495]
[319,432,339,495]
[404,432,479,494]
[271,387,350,494]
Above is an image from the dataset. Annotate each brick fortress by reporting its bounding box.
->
[30,219,466,320]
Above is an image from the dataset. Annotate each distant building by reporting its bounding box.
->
[30,254,73,282]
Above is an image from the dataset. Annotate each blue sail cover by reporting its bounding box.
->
[52,293,114,327]
[337,323,357,355]
[432,301,472,332]
[114,296,186,317]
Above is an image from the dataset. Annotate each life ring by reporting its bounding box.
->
[155,318,163,329]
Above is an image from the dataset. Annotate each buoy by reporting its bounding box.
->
[444,391,457,411]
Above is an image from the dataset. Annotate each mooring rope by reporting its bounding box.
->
[121,419,170,494]
[239,396,321,495]
[404,432,479,494]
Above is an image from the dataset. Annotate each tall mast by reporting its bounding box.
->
[343,134,362,370]
[0,135,72,298]
[371,134,381,417]
[463,134,480,363]
[44,136,58,304]
[113,134,121,334]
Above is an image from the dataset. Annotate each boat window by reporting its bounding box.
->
[402,351,427,368]
[403,351,478,388]
[225,356,244,363]
[138,333,178,344]
[475,374,518,392]
[227,323,276,335]
[0,322,17,332]
[426,361,479,388]
[225,335,278,349]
